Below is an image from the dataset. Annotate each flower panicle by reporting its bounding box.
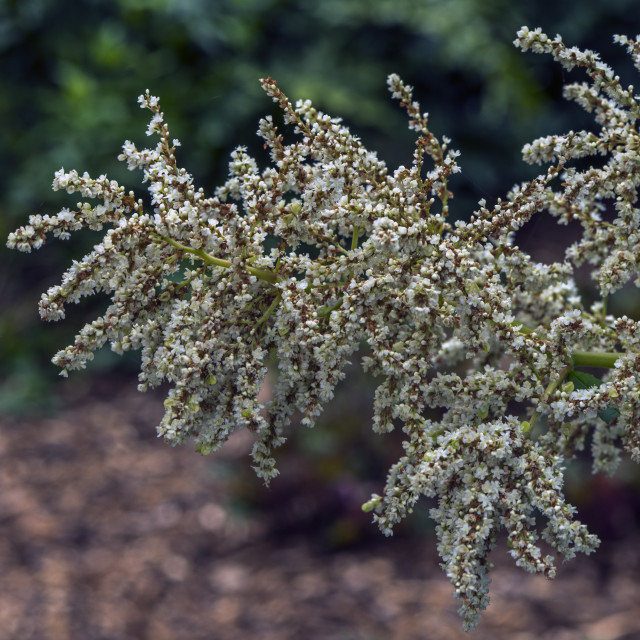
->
[9,27,640,630]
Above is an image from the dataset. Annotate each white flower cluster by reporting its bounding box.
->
[8,28,640,629]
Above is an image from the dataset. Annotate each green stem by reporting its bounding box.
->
[151,231,280,285]
[505,318,621,366]
[441,177,448,216]
[253,292,282,331]
[571,350,621,369]
[351,226,360,251]
[527,363,573,433]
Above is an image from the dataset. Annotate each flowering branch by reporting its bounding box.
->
[150,230,281,284]
[8,26,640,630]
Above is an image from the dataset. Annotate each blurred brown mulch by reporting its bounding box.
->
[1,374,640,640]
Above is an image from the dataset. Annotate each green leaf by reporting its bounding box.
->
[598,406,621,424]
[567,370,604,389]
[566,370,619,424]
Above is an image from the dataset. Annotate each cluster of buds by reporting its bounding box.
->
[8,27,640,629]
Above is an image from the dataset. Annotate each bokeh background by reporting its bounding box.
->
[3,1,640,638]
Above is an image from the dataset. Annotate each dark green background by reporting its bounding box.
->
[2,0,640,409]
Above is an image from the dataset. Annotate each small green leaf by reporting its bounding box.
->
[598,406,621,424]
[567,370,619,424]
[465,282,480,295]
[567,370,604,389]
[477,405,489,420]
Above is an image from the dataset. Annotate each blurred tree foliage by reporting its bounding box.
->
[2,0,640,412]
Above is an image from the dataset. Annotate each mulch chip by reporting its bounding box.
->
[1,375,640,639]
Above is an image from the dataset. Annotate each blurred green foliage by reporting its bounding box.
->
[2,0,640,413]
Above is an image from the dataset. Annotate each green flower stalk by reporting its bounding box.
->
[8,26,640,630]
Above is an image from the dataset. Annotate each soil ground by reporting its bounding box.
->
[1,374,640,640]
